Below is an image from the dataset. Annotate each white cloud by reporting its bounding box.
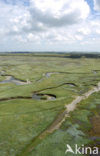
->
[78,27,91,35]
[0,0,100,51]
[96,29,100,34]
[94,0,100,11]
[90,19,100,35]
[30,0,90,19]
[0,1,30,35]
[29,0,90,29]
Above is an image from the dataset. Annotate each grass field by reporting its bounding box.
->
[0,53,100,156]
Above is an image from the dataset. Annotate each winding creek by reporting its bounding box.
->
[0,70,95,86]
[0,81,77,102]
[32,93,56,100]
[0,76,31,85]
[33,82,77,94]
[0,94,56,102]
[0,71,100,155]
[37,71,90,82]
[18,82,100,156]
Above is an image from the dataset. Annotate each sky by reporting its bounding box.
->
[0,0,100,52]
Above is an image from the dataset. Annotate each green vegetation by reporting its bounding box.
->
[29,92,100,156]
[0,53,100,156]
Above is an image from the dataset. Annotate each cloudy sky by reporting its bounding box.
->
[0,0,100,52]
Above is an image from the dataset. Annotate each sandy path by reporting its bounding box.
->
[18,82,100,156]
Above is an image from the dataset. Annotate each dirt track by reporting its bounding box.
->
[18,82,100,156]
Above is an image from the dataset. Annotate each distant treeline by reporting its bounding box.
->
[66,53,100,59]
[0,52,100,59]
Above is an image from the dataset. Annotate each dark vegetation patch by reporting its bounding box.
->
[1,52,100,59]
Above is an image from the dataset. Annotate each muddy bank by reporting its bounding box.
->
[0,94,56,102]
[92,70,97,74]
[0,76,31,85]
[0,70,5,75]
[0,96,32,102]
[92,70,100,73]
[45,72,59,78]
[32,93,56,100]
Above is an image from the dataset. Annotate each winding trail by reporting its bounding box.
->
[17,82,100,156]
